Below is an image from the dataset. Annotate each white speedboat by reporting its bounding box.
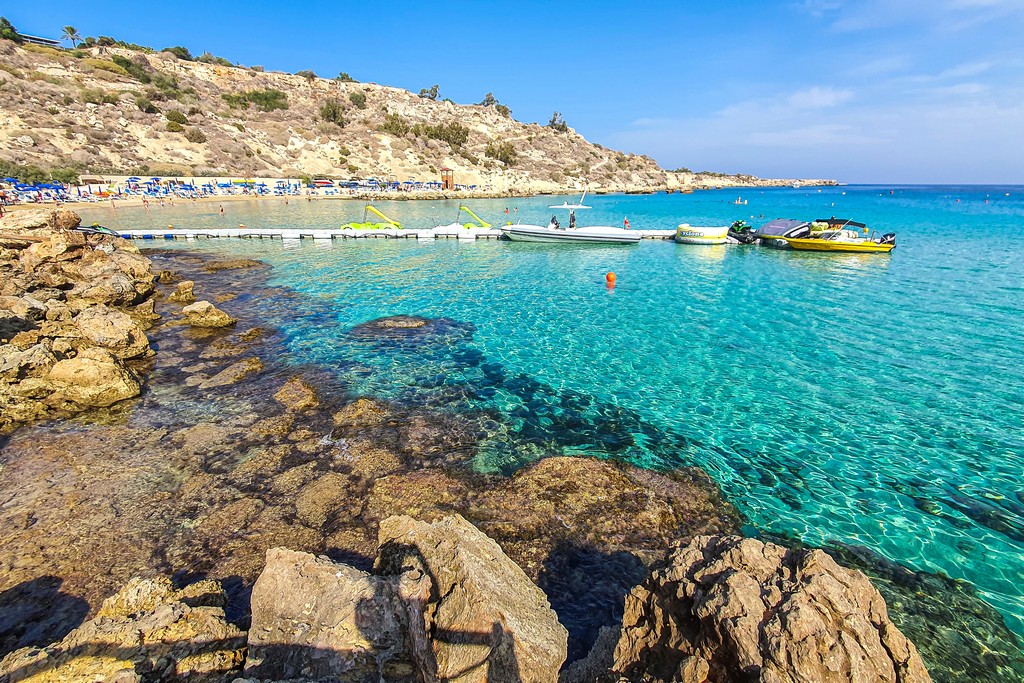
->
[674,224,730,245]
[504,186,639,243]
[502,222,641,244]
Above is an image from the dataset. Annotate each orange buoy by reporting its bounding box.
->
[606,272,617,287]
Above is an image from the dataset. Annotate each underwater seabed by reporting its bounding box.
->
[67,186,1024,656]
[1,247,1022,680]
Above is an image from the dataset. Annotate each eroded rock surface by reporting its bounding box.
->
[0,577,245,682]
[611,535,932,683]
[0,210,156,432]
[181,300,238,328]
[377,514,568,683]
[245,548,412,682]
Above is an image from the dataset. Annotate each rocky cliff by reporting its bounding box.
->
[0,39,832,193]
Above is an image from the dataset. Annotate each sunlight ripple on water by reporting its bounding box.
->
[81,185,1024,636]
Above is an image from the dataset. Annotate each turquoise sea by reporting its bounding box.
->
[79,185,1024,637]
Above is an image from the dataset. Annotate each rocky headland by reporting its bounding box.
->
[1,210,1021,682]
[0,37,832,194]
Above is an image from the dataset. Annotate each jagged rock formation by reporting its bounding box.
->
[0,39,832,193]
[247,515,567,683]
[0,208,156,432]
[609,535,932,683]
[0,577,245,682]
[0,524,935,683]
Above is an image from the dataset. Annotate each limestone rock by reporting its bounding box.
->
[245,548,413,682]
[0,208,56,234]
[198,356,263,389]
[611,535,932,683]
[46,347,141,407]
[273,375,319,412]
[181,300,237,328]
[0,342,56,381]
[52,209,82,230]
[168,279,196,303]
[0,577,245,682]
[377,514,568,683]
[74,305,151,359]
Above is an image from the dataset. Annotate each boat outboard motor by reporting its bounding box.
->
[879,233,897,245]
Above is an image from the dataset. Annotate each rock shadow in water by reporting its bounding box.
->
[0,576,90,658]
[537,542,645,663]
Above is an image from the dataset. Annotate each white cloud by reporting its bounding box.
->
[785,87,855,109]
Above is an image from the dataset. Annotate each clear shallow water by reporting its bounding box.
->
[81,185,1024,636]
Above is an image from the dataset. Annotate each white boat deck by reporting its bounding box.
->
[116,227,678,241]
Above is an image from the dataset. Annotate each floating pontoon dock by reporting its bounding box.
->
[115,227,678,241]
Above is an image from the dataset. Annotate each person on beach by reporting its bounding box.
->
[219,205,224,215]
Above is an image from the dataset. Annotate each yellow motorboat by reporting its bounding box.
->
[756,217,896,253]
[774,235,896,253]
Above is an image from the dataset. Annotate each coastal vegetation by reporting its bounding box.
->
[0,19,831,191]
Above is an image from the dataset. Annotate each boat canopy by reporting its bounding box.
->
[815,217,866,229]
[756,219,811,237]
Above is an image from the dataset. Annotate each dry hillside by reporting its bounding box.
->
[0,39,831,192]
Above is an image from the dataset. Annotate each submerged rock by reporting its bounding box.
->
[168,279,196,303]
[610,535,931,683]
[181,300,237,328]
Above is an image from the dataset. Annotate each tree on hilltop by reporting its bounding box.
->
[0,17,22,43]
[548,111,569,133]
[419,84,439,100]
[479,92,496,107]
[61,26,82,48]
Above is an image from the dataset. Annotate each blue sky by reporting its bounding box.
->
[6,1,1024,183]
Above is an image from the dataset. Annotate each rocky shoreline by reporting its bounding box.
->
[1,210,1021,682]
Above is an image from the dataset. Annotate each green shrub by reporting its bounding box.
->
[0,16,22,43]
[162,46,193,60]
[296,69,317,80]
[380,113,410,137]
[495,104,511,118]
[165,109,188,124]
[319,99,345,126]
[197,52,232,67]
[412,121,469,147]
[349,91,366,109]
[111,55,153,83]
[71,50,86,58]
[418,84,439,100]
[251,65,264,72]
[166,120,184,132]
[335,72,356,82]
[485,141,517,165]
[232,122,245,131]
[82,58,128,75]
[81,88,119,105]
[184,128,206,143]
[222,88,288,112]
[548,111,569,133]
[135,95,158,113]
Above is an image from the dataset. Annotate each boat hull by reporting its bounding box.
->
[785,238,895,253]
[674,224,730,245]
[501,225,641,244]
